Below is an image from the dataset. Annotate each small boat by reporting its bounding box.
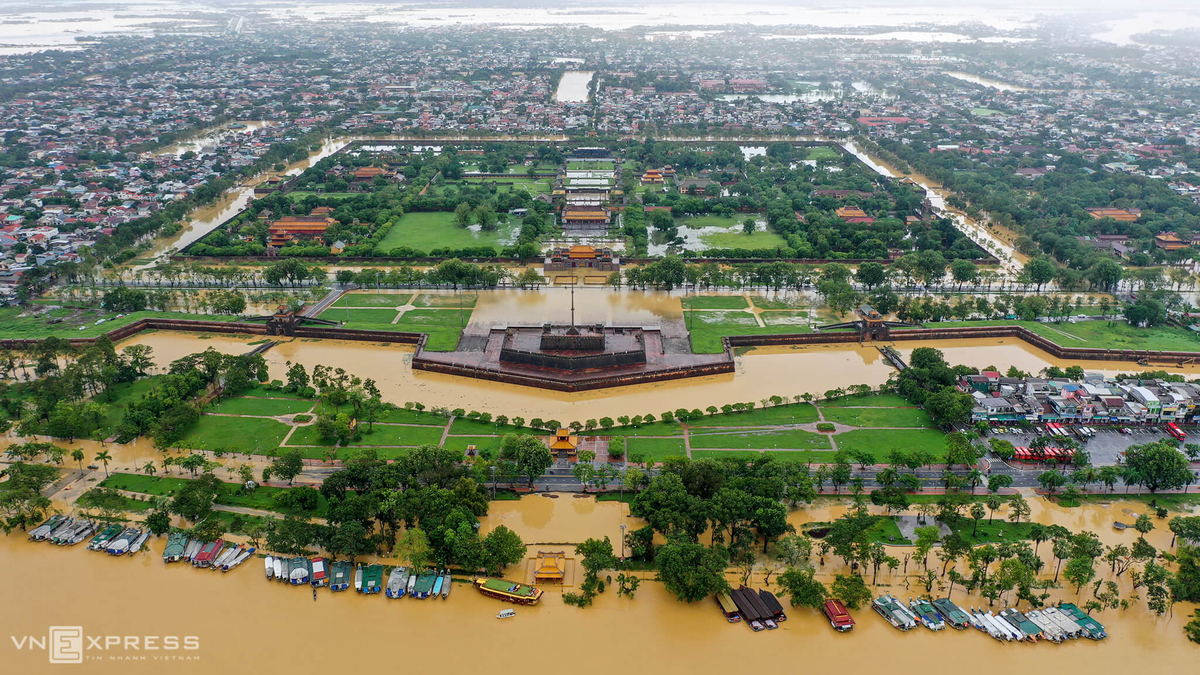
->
[265,555,276,579]
[873,595,916,631]
[107,527,140,555]
[330,560,353,592]
[354,564,364,593]
[387,567,407,598]
[310,558,328,587]
[88,524,122,550]
[226,547,256,571]
[432,571,445,597]
[908,598,945,631]
[757,589,786,622]
[127,531,150,555]
[29,515,66,541]
[1058,602,1106,640]
[362,564,384,594]
[289,557,310,585]
[414,569,437,598]
[183,537,203,561]
[63,520,96,545]
[273,557,283,580]
[164,533,189,563]
[210,546,235,569]
[406,572,417,596]
[999,608,1040,642]
[193,539,224,567]
[48,519,76,545]
[497,609,516,619]
[822,599,855,632]
[473,577,543,605]
[931,598,971,630]
[440,571,451,599]
[715,592,741,623]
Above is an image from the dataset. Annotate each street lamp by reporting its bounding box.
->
[619,523,627,561]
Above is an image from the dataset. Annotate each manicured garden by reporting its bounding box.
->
[173,416,292,453]
[373,211,519,252]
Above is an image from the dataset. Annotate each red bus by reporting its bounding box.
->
[1166,423,1185,440]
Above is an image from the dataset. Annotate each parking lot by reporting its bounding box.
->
[986,426,1177,467]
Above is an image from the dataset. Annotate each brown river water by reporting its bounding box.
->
[3,494,1196,673]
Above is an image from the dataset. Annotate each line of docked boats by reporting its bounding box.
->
[263,555,454,600]
[872,594,1107,642]
[29,516,152,556]
[715,586,788,631]
[162,531,257,571]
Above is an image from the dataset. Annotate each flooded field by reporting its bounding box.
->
[2,494,1197,673]
[554,71,594,103]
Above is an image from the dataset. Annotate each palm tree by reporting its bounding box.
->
[142,462,157,477]
[71,449,85,471]
[94,450,112,477]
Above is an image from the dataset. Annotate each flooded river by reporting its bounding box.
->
[2,493,1197,673]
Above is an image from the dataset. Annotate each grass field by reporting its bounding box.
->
[687,403,819,427]
[684,295,749,310]
[100,473,327,516]
[325,307,399,326]
[833,428,946,462]
[0,307,217,339]
[688,428,832,450]
[582,421,685,437]
[207,396,314,417]
[99,377,163,435]
[392,308,468,351]
[449,418,513,435]
[822,394,912,408]
[688,313,811,353]
[915,319,1200,353]
[760,310,809,326]
[804,146,842,161]
[819,406,932,428]
[415,293,477,308]
[175,416,291,453]
[285,424,335,447]
[286,191,358,200]
[331,292,412,308]
[625,437,687,462]
[751,296,806,309]
[374,211,518,253]
[689,449,817,463]
[348,424,446,447]
[443,436,503,455]
[700,230,789,250]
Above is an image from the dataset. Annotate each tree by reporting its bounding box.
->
[1023,257,1057,293]
[950,259,978,290]
[969,502,987,538]
[577,537,619,579]
[481,525,526,575]
[1007,494,1031,524]
[830,574,872,609]
[395,528,433,570]
[914,526,941,569]
[855,262,887,290]
[924,387,975,428]
[94,450,112,477]
[503,434,553,487]
[145,510,171,536]
[268,449,305,485]
[71,449,85,471]
[778,567,827,609]
[1124,440,1193,492]
[1038,470,1068,495]
[453,201,473,228]
[656,536,730,603]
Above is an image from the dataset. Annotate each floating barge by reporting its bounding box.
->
[715,592,741,623]
[473,577,543,605]
[931,598,971,630]
[193,539,224,567]
[1058,603,1106,640]
[873,595,916,631]
[361,564,383,594]
[330,560,352,592]
[822,599,855,632]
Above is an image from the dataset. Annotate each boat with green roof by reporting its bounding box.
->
[414,569,437,598]
[330,560,353,592]
[360,564,383,594]
[162,532,189,562]
[931,598,971,630]
[87,524,123,551]
[473,577,543,605]
[1058,602,1106,640]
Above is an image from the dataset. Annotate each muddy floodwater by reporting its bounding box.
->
[3,494,1197,673]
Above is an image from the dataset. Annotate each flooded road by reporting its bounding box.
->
[2,494,1197,673]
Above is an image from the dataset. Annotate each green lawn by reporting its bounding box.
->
[913,319,1200,353]
[804,516,911,545]
[286,191,358,200]
[760,310,810,327]
[583,421,685,437]
[443,436,502,455]
[0,306,219,339]
[336,447,410,461]
[331,292,413,308]
[207,397,314,417]
[393,308,469,351]
[688,403,819,427]
[945,517,1034,544]
[100,473,326,516]
[375,408,450,425]
[690,450,817,463]
[822,394,913,408]
[285,424,335,447]
[349,424,445,447]
[971,108,1005,117]
[818,406,933,428]
[449,418,512,435]
[833,429,946,461]
[688,314,811,354]
[174,416,291,453]
[803,146,842,161]
[701,230,789,250]
[625,437,687,463]
[683,295,749,310]
[688,428,832,450]
[321,307,398,324]
[374,211,518,253]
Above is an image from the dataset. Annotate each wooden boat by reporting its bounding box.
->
[164,533,189,563]
[88,524,122,550]
[362,564,384,594]
[29,515,66,541]
[48,519,77,544]
[716,592,742,623]
[289,556,310,584]
[473,577,543,605]
[931,598,971,630]
[184,537,202,561]
[986,610,1022,641]
[908,598,945,631]
[228,547,256,571]
[441,571,451,599]
[873,595,916,631]
[997,608,1039,642]
[757,589,786,622]
[497,609,516,619]
[127,531,150,555]
[211,546,237,569]
[822,599,855,632]
[414,569,437,598]
[53,520,88,545]
[1058,602,1106,640]
[309,558,328,587]
[265,555,275,579]
[330,560,353,592]
[386,567,407,598]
